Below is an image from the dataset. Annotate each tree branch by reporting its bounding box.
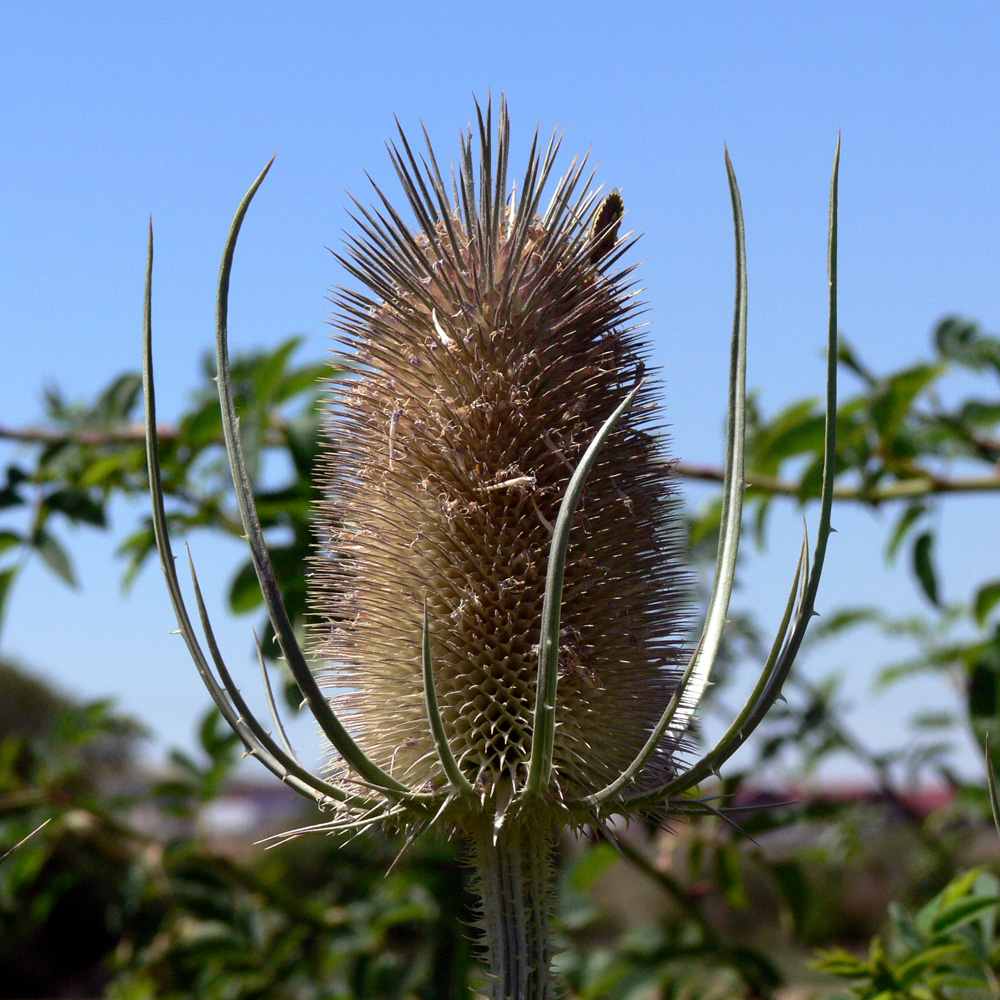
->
[2,424,998,501]
[0,422,287,447]
[0,422,179,445]
[674,459,1000,502]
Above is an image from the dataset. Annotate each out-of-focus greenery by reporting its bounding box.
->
[0,337,324,666]
[1,315,999,997]
[816,868,1000,999]
[0,669,479,999]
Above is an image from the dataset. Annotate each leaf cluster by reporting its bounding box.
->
[0,338,327,665]
[0,663,478,999]
[816,868,1000,999]
[687,316,1000,789]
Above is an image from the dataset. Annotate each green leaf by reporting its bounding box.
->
[896,944,966,984]
[0,530,22,556]
[975,581,1000,628]
[870,363,945,438]
[251,336,301,403]
[795,452,828,503]
[927,892,1000,935]
[688,496,722,548]
[814,946,873,978]
[987,738,1000,840]
[0,566,17,631]
[751,493,773,548]
[277,363,327,403]
[887,502,926,563]
[749,398,823,470]
[837,337,879,386]
[915,870,999,938]
[970,658,1000,760]
[715,843,750,910]
[889,900,925,953]
[935,316,1000,376]
[912,531,940,606]
[864,991,894,1000]
[942,868,988,903]
[199,707,240,763]
[565,841,621,894]
[910,711,956,730]
[0,466,29,509]
[78,453,132,489]
[117,525,158,589]
[95,372,143,422]
[228,559,264,613]
[43,488,107,527]
[771,860,810,934]
[179,398,225,448]
[727,945,784,995]
[925,972,995,992]
[285,412,320,477]
[167,748,203,779]
[31,527,78,587]
[808,606,883,640]
[957,399,1000,430]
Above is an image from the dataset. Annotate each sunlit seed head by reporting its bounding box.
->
[310,99,692,815]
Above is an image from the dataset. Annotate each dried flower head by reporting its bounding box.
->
[312,98,691,815]
[143,98,839,999]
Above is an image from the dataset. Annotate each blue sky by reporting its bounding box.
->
[2,2,998,778]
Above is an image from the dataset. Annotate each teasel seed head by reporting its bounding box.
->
[144,97,839,1000]
[310,98,692,826]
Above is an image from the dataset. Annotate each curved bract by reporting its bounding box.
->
[142,100,839,999]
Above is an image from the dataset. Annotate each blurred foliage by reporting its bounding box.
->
[1,314,999,997]
[0,337,326,666]
[816,869,1000,999]
[0,663,479,999]
[689,316,1000,779]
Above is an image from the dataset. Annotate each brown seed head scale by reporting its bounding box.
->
[310,99,693,828]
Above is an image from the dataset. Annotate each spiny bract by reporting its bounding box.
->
[310,99,692,820]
